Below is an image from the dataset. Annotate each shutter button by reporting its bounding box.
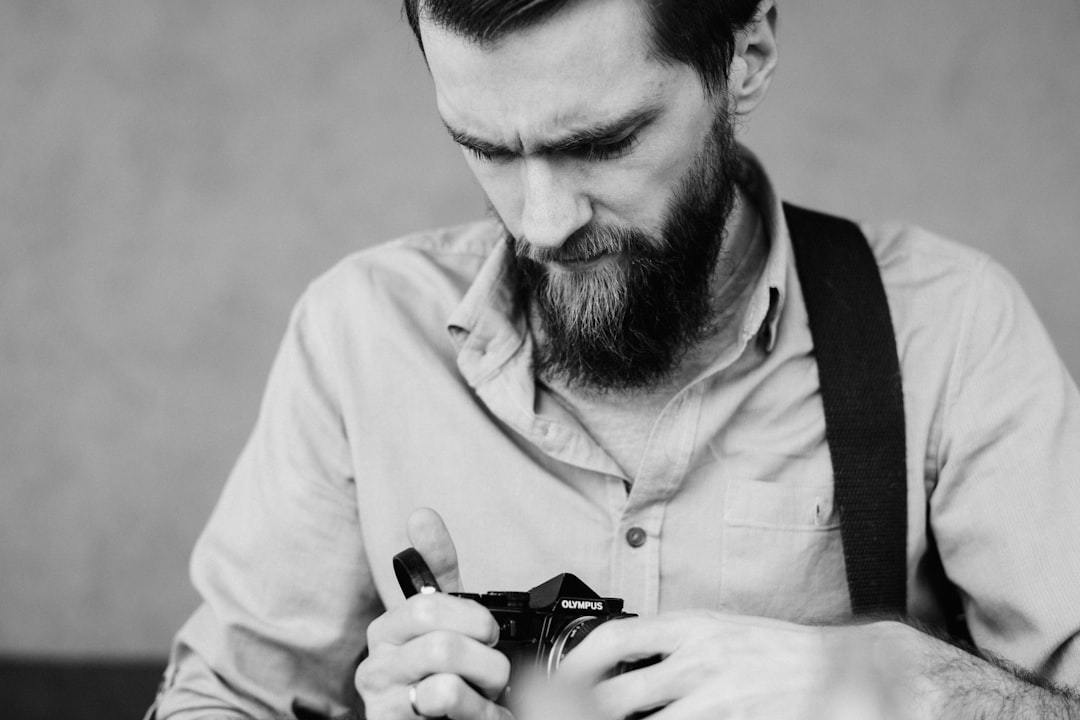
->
[625,526,647,548]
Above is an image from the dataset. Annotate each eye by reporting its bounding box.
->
[577,133,639,162]
[465,145,515,165]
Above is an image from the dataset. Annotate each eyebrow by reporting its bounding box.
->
[442,101,664,157]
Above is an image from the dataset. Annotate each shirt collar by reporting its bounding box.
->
[733,145,789,353]
[446,228,530,389]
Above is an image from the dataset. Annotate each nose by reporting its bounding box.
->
[519,158,591,250]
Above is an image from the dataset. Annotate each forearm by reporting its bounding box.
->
[872,621,1080,720]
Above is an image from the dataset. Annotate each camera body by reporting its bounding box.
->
[456,572,632,680]
[392,548,642,704]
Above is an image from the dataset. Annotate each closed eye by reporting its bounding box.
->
[464,145,515,164]
[449,101,660,165]
[569,133,639,162]
[465,133,640,164]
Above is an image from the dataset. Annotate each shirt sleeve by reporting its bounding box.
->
[933,257,1080,685]
[155,287,383,719]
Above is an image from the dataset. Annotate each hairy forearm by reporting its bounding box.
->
[871,621,1080,720]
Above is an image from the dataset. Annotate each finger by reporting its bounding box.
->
[556,615,692,684]
[412,673,512,720]
[634,692,719,720]
[408,507,463,592]
[356,631,510,701]
[368,592,500,648]
[404,631,511,699]
[591,660,683,720]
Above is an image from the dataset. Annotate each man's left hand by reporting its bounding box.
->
[553,610,905,720]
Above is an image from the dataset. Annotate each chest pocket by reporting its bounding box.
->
[719,478,850,622]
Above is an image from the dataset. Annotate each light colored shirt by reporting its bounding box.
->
[156,150,1080,719]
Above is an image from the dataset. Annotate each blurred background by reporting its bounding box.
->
[1,0,1078,681]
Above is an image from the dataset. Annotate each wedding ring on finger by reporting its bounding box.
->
[408,681,427,718]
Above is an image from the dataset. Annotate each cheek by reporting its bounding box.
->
[588,152,691,229]
[466,159,525,232]
[602,102,718,223]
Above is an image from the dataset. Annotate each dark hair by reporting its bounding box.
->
[402,0,762,95]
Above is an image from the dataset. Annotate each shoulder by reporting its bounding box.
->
[857,221,1029,338]
[860,221,992,289]
[313,218,502,300]
[295,218,503,330]
[853,220,1060,429]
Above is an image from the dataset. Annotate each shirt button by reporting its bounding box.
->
[625,527,647,548]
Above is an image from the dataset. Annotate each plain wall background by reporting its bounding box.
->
[2,0,1077,657]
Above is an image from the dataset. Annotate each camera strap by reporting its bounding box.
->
[783,203,908,617]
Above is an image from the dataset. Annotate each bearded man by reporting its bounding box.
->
[152,1,1080,719]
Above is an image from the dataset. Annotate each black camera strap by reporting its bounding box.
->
[783,203,908,617]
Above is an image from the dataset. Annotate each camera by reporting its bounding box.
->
[393,548,654,705]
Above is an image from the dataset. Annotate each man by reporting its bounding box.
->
[153,1,1080,718]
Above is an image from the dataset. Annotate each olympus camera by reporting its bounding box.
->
[393,548,654,705]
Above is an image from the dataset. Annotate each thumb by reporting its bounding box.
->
[406,507,463,592]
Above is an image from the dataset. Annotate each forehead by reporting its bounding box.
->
[420,0,689,143]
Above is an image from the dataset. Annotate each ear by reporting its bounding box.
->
[728,0,779,115]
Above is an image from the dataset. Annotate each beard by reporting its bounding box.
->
[505,106,740,394]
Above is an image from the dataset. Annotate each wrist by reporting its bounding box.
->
[859,620,1078,720]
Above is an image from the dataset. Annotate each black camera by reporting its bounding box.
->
[393,548,652,704]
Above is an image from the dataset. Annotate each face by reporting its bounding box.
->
[421,0,741,392]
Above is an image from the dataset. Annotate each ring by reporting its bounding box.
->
[408,681,424,718]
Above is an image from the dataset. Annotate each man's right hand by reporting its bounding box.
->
[354,508,513,720]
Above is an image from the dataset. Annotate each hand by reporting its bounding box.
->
[553,610,912,720]
[355,508,513,720]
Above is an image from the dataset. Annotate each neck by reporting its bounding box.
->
[710,186,767,327]
[666,185,767,387]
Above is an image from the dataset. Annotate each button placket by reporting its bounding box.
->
[615,386,703,616]
[612,502,665,615]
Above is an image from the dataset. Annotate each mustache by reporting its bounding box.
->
[511,224,656,265]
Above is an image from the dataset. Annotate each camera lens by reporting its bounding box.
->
[546,614,663,683]
[545,612,645,677]
[545,615,607,676]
